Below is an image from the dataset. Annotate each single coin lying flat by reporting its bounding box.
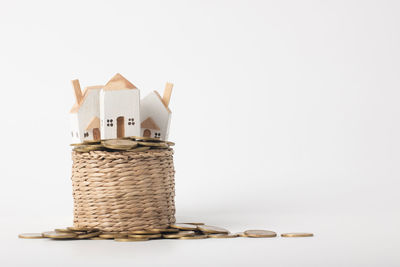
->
[18,233,44,239]
[208,233,239,238]
[281,233,314,237]
[244,230,277,238]
[170,223,198,231]
[42,231,77,239]
[197,225,229,234]
[163,231,196,239]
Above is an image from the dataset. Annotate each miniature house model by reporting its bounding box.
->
[140,83,173,140]
[70,73,172,143]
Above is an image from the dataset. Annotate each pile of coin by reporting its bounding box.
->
[19,223,313,241]
[71,136,175,153]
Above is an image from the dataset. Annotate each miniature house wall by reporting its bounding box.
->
[70,84,102,143]
[100,74,140,139]
[140,83,173,140]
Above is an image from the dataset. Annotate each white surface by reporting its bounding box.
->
[0,0,399,266]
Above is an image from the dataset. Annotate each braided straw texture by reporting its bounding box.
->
[71,148,175,232]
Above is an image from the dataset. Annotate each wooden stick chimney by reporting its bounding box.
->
[71,79,83,103]
[162,82,173,107]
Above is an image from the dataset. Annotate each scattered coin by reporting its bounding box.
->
[129,230,156,235]
[132,136,162,142]
[115,237,149,242]
[18,233,44,239]
[99,233,121,239]
[197,225,229,234]
[102,139,138,150]
[244,230,277,238]
[163,231,196,239]
[208,233,239,238]
[77,232,101,239]
[281,233,314,237]
[42,231,77,239]
[137,141,169,148]
[145,228,179,233]
[170,223,199,231]
[165,141,175,146]
[179,235,208,240]
[128,233,162,239]
[55,228,73,233]
[130,146,151,152]
[67,226,97,232]
[236,232,247,237]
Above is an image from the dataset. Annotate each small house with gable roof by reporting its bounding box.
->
[140,83,173,140]
[100,73,140,139]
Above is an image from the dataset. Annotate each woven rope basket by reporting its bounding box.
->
[71,148,176,232]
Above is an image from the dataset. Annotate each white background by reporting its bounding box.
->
[0,0,399,266]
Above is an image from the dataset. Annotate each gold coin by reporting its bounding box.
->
[197,225,229,234]
[102,139,138,150]
[133,136,162,142]
[99,233,124,239]
[281,233,314,237]
[67,226,99,232]
[163,231,196,239]
[208,233,239,238]
[77,232,101,239]
[129,230,156,235]
[170,223,198,231]
[83,140,101,145]
[179,235,208,240]
[137,141,169,148]
[18,233,44,239]
[146,228,179,233]
[128,233,161,239]
[42,231,77,239]
[130,146,151,152]
[244,230,277,238]
[165,141,175,146]
[115,238,149,242]
[55,228,74,233]
[236,232,247,237]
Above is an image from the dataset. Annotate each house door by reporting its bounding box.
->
[117,116,125,138]
[143,129,151,137]
[93,128,100,140]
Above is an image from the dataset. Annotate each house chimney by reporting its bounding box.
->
[71,79,83,103]
[162,82,173,107]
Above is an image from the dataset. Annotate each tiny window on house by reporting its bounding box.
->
[128,118,135,126]
[71,132,74,137]
[84,132,89,138]
[75,132,79,138]
[106,119,114,127]
[154,132,161,138]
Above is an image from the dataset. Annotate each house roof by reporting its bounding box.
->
[154,91,172,114]
[70,85,103,113]
[103,73,137,91]
[141,117,160,130]
[86,116,100,130]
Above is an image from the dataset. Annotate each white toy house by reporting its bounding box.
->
[140,83,173,140]
[70,74,172,143]
[100,73,140,139]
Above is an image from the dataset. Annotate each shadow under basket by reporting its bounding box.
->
[71,148,176,232]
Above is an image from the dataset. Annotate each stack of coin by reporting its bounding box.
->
[19,223,313,241]
[71,136,175,153]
